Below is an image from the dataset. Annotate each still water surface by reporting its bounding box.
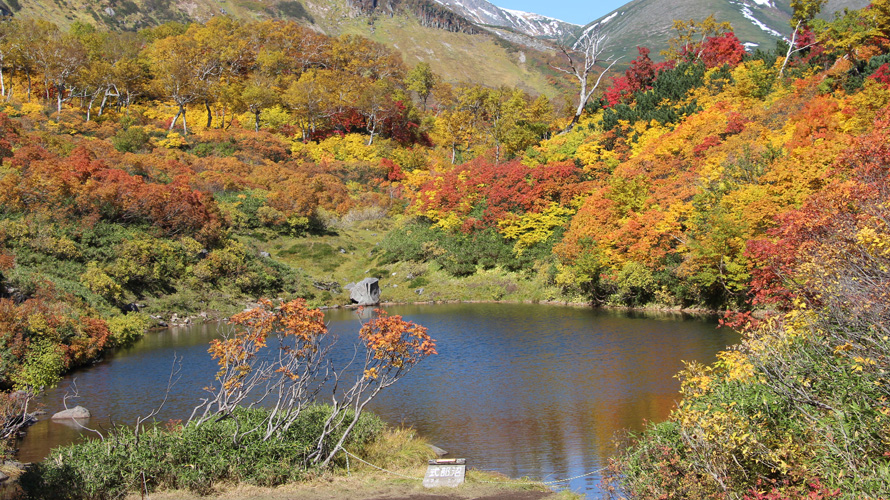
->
[18,303,739,498]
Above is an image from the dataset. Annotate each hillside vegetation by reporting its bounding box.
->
[0,1,889,497]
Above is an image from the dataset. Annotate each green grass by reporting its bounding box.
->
[242,217,564,308]
[279,242,346,273]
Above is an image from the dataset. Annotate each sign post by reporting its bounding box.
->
[423,458,466,488]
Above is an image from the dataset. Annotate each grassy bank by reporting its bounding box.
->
[241,218,561,308]
[246,216,710,311]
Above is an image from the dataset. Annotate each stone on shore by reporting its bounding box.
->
[51,406,91,420]
[345,278,381,306]
[428,444,448,457]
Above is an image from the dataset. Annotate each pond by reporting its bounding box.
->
[17,303,739,498]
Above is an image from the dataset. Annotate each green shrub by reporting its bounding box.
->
[408,276,429,288]
[367,267,390,278]
[105,313,150,347]
[214,190,267,230]
[601,61,720,138]
[613,261,656,306]
[378,222,440,263]
[111,127,150,153]
[381,222,554,278]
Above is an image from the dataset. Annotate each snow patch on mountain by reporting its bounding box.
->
[600,12,618,24]
[734,2,783,38]
[502,8,577,37]
[432,0,579,39]
[579,11,618,39]
[502,8,565,24]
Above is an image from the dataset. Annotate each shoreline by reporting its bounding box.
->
[155,298,727,329]
[323,298,722,316]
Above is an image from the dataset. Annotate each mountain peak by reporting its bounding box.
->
[432,0,580,38]
[500,8,579,27]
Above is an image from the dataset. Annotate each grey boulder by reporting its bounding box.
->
[52,406,91,420]
[346,278,381,306]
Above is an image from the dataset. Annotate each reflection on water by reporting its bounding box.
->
[17,304,738,498]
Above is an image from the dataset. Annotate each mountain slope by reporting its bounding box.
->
[430,0,580,39]
[582,0,870,62]
[0,0,578,42]
[0,0,329,29]
[335,13,565,96]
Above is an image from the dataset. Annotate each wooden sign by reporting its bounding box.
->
[423,458,466,488]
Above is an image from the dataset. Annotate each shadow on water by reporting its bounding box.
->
[15,304,739,498]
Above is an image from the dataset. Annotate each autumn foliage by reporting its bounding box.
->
[1,3,890,491]
[612,120,890,497]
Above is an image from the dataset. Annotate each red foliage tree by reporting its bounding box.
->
[870,63,890,85]
[604,47,675,107]
[0,113,21,160]
[700,32,746,68]
[381,158,405,182]
[413,158,585,232]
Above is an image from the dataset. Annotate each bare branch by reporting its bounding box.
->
[779,20,817,78]
[135,354,182,442]
[551,24,620,133]
[61,379,106,441]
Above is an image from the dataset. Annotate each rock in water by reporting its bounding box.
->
[428,444,448,457]
[347,277,381,305]
[51,406,91,420]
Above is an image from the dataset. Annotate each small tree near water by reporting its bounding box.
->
[189,298,437,468]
